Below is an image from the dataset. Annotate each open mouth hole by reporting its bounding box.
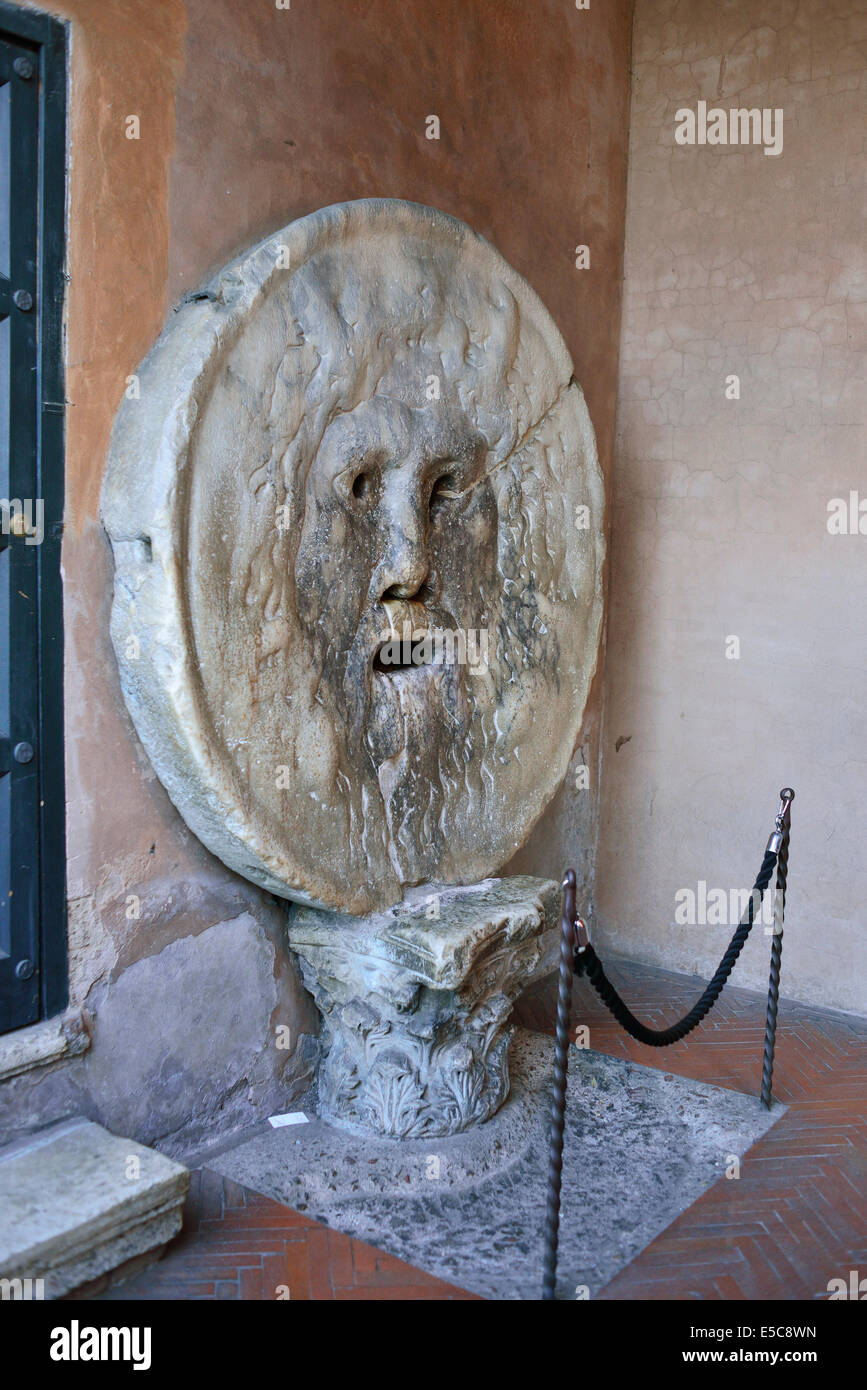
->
[373,640,432,675]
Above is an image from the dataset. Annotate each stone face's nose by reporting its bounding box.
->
[373,474,430,602]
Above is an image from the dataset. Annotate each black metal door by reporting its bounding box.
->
[0,33,41,1032]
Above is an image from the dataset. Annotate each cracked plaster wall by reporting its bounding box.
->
[595,0,867,1014]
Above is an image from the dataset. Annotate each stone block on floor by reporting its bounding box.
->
[0,1117,189,1299]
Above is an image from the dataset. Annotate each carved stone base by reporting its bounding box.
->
[288,876,559,1139]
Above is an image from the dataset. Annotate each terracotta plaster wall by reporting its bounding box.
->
[1,0,632,1148]
[1,0,319,1154]
[597,0,867,1013]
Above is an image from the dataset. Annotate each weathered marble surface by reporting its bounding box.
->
[102,200,604,913]
[0,1118,188,1299]
[289,877,559,1137]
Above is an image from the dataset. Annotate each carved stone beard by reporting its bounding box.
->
[303,593,483,886]
[366,637,474,884]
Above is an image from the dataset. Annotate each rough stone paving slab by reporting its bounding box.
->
[210,1030,783,1300]
[0,1118,189,1298]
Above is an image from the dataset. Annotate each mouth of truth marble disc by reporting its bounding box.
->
[101,199,605,913]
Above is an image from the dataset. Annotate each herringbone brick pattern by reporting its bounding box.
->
[96,1168,478,1301]
[515,960,867,1300]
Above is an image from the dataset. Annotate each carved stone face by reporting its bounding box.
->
[294,393,495,756]
[103,201,605,913]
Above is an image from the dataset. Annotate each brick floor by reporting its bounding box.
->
[94,959,866,1301]
[515,960,867,1300]
[95,1167,478,1301]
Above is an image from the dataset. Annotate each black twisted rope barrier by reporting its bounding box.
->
[541,789,794,1300]
[577,845,778,1045]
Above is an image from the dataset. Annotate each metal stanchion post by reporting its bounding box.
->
[541,870,577,1300]
[760,788,794,1109]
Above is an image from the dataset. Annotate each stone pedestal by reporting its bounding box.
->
[288,876,559,1139]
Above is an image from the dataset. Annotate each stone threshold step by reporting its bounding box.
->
[0,1117,189,1299]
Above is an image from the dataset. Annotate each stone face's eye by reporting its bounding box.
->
[339,450,386,511]
[340,461,380,509]
[430,473,458,513]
